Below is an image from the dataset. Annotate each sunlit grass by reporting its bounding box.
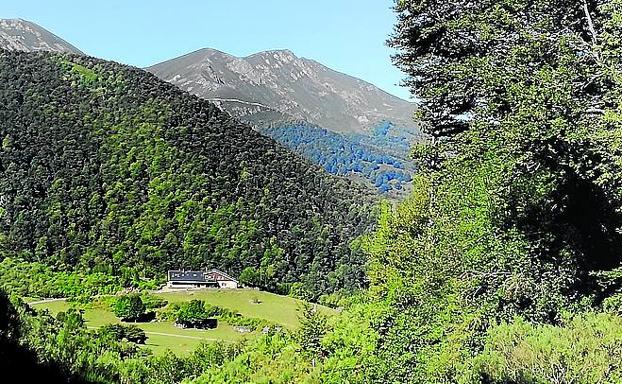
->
[30,288,336,355]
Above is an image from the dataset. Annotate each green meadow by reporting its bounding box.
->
[31,289,336,355]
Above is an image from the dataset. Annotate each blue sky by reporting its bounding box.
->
[3,0,413,100]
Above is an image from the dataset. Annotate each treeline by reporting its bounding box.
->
[0,257,127,299]
[0,50,375,299]
[261,122,415,194]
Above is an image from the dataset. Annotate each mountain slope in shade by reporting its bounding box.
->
[147,48,417,134]
[0,19,83,54]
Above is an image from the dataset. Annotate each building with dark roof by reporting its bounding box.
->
[167,269,239,289]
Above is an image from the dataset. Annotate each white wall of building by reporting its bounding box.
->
[218,280,239,289]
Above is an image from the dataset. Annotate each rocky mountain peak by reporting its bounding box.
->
[0,18,83,54]
[148,47,416,134]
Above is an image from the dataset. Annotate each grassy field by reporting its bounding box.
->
[31,289,335,356]
[156,288,335,328]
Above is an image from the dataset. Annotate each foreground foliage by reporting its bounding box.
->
[472,313,622,383]
[350,0,622,381]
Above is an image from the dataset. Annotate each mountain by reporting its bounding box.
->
[0,49,374,299]
[147,48,416,135]
[0,18,82,54]
[0,19,420,196]
[148,48,422,196]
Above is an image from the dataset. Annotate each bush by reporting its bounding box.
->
[471,313,622,383]
[176,300,213,323]
[140,293,167,310]
[602,293,622,315]
[174,300,219,329]
[218,307,268,331]
[98,323,147,344]
[112,294,146,322]
[123,325,148,344]
[159,300,269,331]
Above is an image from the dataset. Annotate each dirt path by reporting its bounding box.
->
[28,297,68,305]
[85,326,234,342]
[142,331,230,342]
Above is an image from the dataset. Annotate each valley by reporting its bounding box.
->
[2,3,621,383]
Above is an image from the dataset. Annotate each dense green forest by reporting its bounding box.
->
[0,50,375,299]
[260,121,416,194]
[5,0,622,382]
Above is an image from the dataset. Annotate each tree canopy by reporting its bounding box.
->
[0,50,375,299]
[112,294,147,321]
[352,0,622,380]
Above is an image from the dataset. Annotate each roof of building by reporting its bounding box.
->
[206,268,239,283]
[167,270,215,283]
[167,269,239,283]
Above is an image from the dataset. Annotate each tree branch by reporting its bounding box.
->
[583,0,598,44]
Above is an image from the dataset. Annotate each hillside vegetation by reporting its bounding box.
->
[260,121,416,195]
[0,50,374,299]
[6,0,622,382]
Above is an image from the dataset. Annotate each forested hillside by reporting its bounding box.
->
[6,1,622,383]
[147,47,422,196]
[260,121,416,195]
[0,49,374,299]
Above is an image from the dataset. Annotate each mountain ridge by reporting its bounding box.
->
[147,47,417,135]
[0,18,83,54]
[0,19,420,196]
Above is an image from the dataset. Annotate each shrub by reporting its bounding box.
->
[99,323,147,344]
[123,325,148,344]
[176,300,212,323]
[602,293,622,315]
[112,294,146,322]
[471,313,622,383]
[140,293,167,310]
[159,300,269,331]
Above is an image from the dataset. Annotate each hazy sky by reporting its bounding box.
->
[3,0,413,100]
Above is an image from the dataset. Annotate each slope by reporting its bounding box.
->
[148,48,422,195]
[0,18,421,197]
[0,18,83,54]
[146,48,417,135]
[0,49,375,299]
